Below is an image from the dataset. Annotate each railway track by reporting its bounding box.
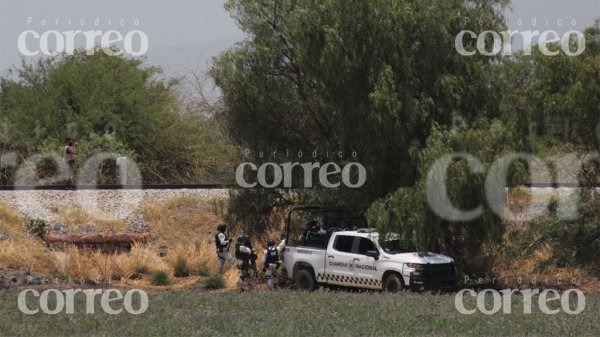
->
[0,184,232,191]
[0,182,594,191]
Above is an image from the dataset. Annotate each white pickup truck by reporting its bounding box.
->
[281,208,456,292]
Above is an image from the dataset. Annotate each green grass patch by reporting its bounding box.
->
[202,274,225,289]
[0,290,598,336]
[150,271,171,286]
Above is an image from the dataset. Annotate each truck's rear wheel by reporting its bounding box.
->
[294,269,317,291]
[383,273,403,293]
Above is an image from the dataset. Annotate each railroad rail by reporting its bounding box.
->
[0,182,596,191]
[0,184,232,191]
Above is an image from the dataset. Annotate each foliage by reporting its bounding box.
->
[202,274,226,289]
[497,21,600,152]
[505,193,600,275]
[173,255,190,278]
[212,0,509,206]
[26,219,49,239]
[530,23,600,149]
[214,1,600,276]
[225,189,292,235]
[0,48,237,185]
[367,120,527,273]
[197,266,210,277]
[131,265,151,280]
[151,270,172,286]
[74,133,138,185]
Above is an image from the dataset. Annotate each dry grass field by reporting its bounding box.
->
[0,197,247,290]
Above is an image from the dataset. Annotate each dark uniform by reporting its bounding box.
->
[235,235,255,291]
[262,239,281,289]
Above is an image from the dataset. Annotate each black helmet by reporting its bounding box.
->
[267,239,275,247]
[237,234,248,243]
[217,223,227,232]
[242,234,251,245]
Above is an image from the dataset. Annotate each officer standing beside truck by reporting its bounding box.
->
[262,239,282,290]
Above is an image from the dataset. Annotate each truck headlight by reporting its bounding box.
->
[406,263,425,271]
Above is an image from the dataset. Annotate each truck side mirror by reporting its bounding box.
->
[365,250,379,260]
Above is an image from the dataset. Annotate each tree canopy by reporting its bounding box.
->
[0,49,236,184]
[212,0,509,203]
[213,1,600,274]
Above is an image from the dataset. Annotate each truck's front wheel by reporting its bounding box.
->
[294,269,317,291]
[383,273,403,293]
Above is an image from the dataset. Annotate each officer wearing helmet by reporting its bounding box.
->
[235,234,255,291]
[300,219,326,246]
[262,239,282,289]
[215,223,234,273]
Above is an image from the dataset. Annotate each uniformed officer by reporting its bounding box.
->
[262,239,282,289]
[235,234,254,291]
[215,223,234,273]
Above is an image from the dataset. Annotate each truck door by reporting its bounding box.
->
[352,237,382,289]
[324,234,357,286]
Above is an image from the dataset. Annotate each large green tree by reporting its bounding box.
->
[367,119,528,272]
[213,0,600,276]
[369,22,600,273]
[0,49,236,184]
[498,21,600,150]
[212,0,509,206]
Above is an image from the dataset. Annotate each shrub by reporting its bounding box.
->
[202,274,225,289]
[503,193,600,274]
[151,270,171,286]
[27,219,49,239]
[197,266,210,277]
[76,133,138,185]
[173,256,190,278]
[36,157,59,181]
[130,265,150,280]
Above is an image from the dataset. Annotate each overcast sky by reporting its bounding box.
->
[0,0,598,79]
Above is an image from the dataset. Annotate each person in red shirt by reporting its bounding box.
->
[64,138,78,190]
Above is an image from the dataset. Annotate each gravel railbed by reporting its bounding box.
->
[0,189,229,231]
[0,187,595,229]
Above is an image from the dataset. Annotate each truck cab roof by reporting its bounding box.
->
[332,228,378,238]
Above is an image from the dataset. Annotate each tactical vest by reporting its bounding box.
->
[215,232,227,252]
[265,246,279,264]
[235,243,251,260]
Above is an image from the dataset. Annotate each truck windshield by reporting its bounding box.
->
[379,239,408,254]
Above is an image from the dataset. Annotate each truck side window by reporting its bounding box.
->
[333,235,354,253]
[356,238,376,255]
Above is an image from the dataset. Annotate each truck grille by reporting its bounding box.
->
[425,263,455,276]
